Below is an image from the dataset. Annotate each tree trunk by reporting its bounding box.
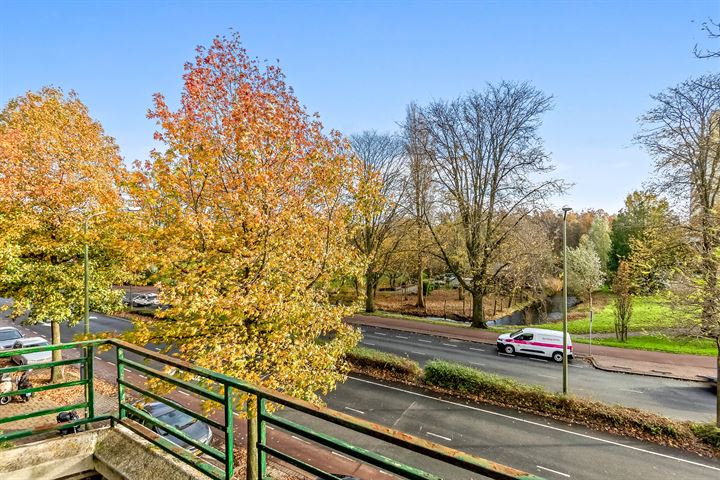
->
[365,270,376,313]
[51,320,63,382]
[471,291,485,328]
[416,254,425,308]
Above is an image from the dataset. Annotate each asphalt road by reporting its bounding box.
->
[356,325,716,422]
[7,312,720,479]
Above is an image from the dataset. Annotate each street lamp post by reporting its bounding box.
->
[562,205,572,395]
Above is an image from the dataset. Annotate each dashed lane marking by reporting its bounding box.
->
[349,376,720,474]
[537,465,570,478]
[396,335,409,339]
[344,406,366,415]
[469,347,485,352]
[427,432,452,442]
[418,339,432,343]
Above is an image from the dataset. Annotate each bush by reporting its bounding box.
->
[424,360,521,395]
[422,280,435,296]
[346,347,422,378]
[691,423,720,448]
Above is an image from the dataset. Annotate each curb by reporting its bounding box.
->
[587,356,715,384]
[347,317,711,383]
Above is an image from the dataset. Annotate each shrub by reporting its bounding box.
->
[346,347,422,378]
[691,423,720,448]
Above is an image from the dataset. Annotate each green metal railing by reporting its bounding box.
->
[0,339,545,480]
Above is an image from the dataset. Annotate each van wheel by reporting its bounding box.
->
[503,345,515,355]
[552,351,564,363]
[0,396,9,405]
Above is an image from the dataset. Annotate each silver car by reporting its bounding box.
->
[0,327,23,349]
[11,337,51,365]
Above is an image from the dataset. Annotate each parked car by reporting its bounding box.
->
[0,326,23,349]
[129,401,213,451]
[11,337,51,365]
[496,328,572,363]
[132,293,160,308]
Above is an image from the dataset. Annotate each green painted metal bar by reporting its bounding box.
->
[119,356,224,404]
[0,357,83,374]
[119,418,225,480]
[0,401,86,426]
[112,339,226,385]
[0,414,113,442]
[257,444,346,480]
[117,378,225,431]
[0,379,86,398]
[0,339,105,358]
[224,385,234,480]
[262,413,440,480]
[121,403,226,463]
[117,346,126,420]
[87,346,95,420]
[257,396,267,480]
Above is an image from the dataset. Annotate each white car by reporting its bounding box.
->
[496,328,573,363]
[132,293,160,308]
[0,326,23,349]
[11,337,52,365]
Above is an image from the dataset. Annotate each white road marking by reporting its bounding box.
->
[497,352,514,357]
[418,339,432,343]
[267,426,274,430]
[569,364,583,369]
[411,351,426,356]
[441,343,458,348]
[621,389,644,394]
[125,368,133,373]
[469,362,485,366]
[374,332,387,336]
[139,374,147,379]
[469,347,485,352]
[538,374,555,379]
[344,406,366,415]
[348,376,720,473]
[537,465,570,478]
[108,361,116,366]
[94,356,102,360]
[427,431,452,441]
[179,391,190,396]
[364,342,377,346]
[395,335,409,339]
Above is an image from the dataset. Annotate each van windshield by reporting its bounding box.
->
[509,329,524,338]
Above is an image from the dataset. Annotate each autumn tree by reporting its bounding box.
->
[349,131,406,313]
[0,87,130,381]
[403,102,434,308]
[588,215,611,274]
[636,73,720,425]
[130,35,362,422]
[612,261,633,342]
[414,82,564,327]
[567,235,605,326]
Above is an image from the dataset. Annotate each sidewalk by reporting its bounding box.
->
[347,314,718,382]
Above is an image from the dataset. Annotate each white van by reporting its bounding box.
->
[496,328,573,363]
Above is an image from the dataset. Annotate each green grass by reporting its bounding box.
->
[575,335,717,356]
[528,295,684,335]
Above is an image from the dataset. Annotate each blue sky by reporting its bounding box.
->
[1,0,718,213]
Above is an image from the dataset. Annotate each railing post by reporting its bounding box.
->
[116,346,126,419]
[224,385,234,480]
[258,396,266,480]
[86,345,95,420]
[246,396,258,480]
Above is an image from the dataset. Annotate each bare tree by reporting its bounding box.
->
[416,82,564,327]
[350,131,406,312]
[694,18,720,59]
[636,73,720,425]
[403,102,434,308]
